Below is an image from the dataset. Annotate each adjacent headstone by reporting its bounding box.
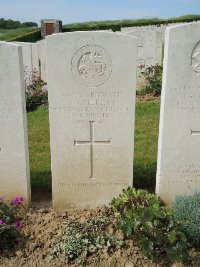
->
[41,19,62,39]
[46,32,137,210]
[31,42,40,75]
[122,30,162,66]
[0,42,31,206]
[37,40,47,82]
[156,22,200,204]
[14,42,33,85]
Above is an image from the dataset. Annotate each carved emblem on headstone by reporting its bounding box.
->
[71,45,112,87]
[192,41,200,74]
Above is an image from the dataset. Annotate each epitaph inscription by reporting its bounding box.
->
[71,45,112,87]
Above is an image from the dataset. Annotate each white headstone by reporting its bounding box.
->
[14,42,33,85]
[122,30,162,67]
[156,22,200,204]
[0,42,31,206]
[31,42,40,75]
[37,40,47,82]
[46,32,137,210]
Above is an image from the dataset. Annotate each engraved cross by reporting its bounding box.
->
[74,121,111,179]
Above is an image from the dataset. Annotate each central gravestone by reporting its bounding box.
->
[46,32,137,210]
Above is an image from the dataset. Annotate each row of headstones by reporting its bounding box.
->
[16,20,200,83]
[0,22,200,210]
[14,40,47,85]
[121,21,200,68]
[16,30,162,83]
[15,31,162,93]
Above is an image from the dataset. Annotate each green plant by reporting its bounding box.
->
[63,15,200,32]
[51,215,123,264]
[139,65,163,96]
[111,187,188,263]
[25,69,48,112]
[173,191,200,246]
[0,197,25,251]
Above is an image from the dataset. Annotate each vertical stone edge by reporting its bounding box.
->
[17,44,31,208]
[155,27,170,198]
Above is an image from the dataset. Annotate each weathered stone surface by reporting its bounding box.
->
[0,42,30,205]
[156,22,200,204]
[46,32,137,210]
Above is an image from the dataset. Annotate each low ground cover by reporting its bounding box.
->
[1,192,200,266]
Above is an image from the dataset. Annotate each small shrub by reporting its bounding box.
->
[111,187,188,263]
[25,68,48,112]
[51,215,123,264]
[0,197,25,251]
[139,65,163,96]
[173,191,200,246]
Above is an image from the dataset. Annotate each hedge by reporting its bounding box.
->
[7,29,41,42]
[62,15,200,32]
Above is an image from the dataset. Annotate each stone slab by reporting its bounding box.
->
[31,42,40,75]
[37,40,47,82]
[46,32,137,210]
[14,42,33,85]
[0,42,30,205]
[123,30,162,67]
[156,22,200,204]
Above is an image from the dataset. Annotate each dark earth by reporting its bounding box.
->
[0,190,200,267]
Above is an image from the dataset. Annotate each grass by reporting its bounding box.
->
[134,100,160,191]
[0,28,38,41]
[27,100,160,192]
[27,105,51,190]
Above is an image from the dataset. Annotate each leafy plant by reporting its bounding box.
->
[51,215,123,264]
[0,197,25,251]
[173,191,200,246]
[139,65,163,96]
[111,187,188,263]
[25,68,48,112]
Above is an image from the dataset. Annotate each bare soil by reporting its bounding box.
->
[0,191,200,267]
[136,95,160,102]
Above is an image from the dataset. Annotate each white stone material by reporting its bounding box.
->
[14,42,33,84]
[0,42,30,205]
[122,30,162,67]
[37,40,47,82]
[46,32,137,210]
[31,42,40,75]
[156,22,200,204]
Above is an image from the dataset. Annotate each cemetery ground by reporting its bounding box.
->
[1,98,200,267]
